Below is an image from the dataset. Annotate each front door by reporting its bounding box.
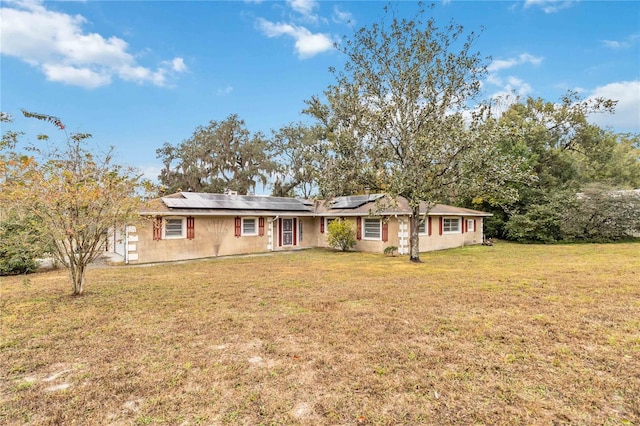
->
[282,218,293,246]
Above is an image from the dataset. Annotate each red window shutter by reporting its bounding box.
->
[439,217,443,235]
[474,219,477,232]
[259,217,265,236]
[278,218,282,247]
[293,218,297,245]
[462,218,466,234]
[187,216,195,239]
[153,216,162,241]
[428,217,432,236]
[234,216,241,237]
[320,218,324,233]
[382,221,388,242]
[356,217,362,240]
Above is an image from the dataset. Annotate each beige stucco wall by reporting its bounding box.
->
[418,217,484,252]
[133,216,272,263]
[129,214,485,263]
[314,216,400,253]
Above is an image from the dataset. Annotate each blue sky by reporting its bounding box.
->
[1,0,639,184]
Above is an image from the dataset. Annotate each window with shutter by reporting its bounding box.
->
[163,217,186,239]
[241,218,258,236]
[443,218,461,233]
[363,218,381,240]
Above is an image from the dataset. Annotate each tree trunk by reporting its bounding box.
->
[409,206,422,263]
[69,261,86,295]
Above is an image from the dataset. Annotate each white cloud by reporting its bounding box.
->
[286,0,321,24]
[332,6,354,25]
[42,63,111,89]
[139,164,162,183]
[488,78,533,108]
[485,53,539,103]
[169,57,187,73]
[487,53,543,73]
[587,80,640,132]
[506,76,533,96]
[217,86,234,95]
[0,0,187,89]
[601,34,639,50]
[524,0,576,14]
[287,0,317,17]
[257,18,334,59]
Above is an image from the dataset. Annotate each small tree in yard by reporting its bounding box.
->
[327,219,357,251]
[0,110,148,295]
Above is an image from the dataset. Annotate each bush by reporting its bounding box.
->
[0,213,51,275]
[327,219,356,251]
[560,188,640,241]
[384,246,398,256]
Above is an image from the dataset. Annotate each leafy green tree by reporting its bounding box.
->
[503,190,571,243]
[305,3,527,262]
[0,113,50,275]
[327,219,357,251]
[560,186,640,241]
[157,114,275,195]
[270,122,324,198]
[0,212,51,275]
[1,110,148,295]
[476,93,638,242]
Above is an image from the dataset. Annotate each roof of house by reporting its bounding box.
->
[316,194,491,217]
[140,192,315,216]
[140,192,491,217]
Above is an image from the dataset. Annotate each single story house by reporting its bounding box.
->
[110,192,491,264]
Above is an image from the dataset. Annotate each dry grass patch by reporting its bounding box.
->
[1,243,639,425]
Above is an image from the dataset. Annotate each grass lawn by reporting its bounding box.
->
[1,242,639,425]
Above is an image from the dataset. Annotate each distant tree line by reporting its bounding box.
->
[156,91,640,246]
[463,94,640,243]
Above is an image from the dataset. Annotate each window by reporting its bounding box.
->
[418,220,426,234]
[164,218,185,239]
[325,218,336,230]
[443,217,460,233]
[363,218,381,240]
[467,219,475,232]
[242,218,257,236]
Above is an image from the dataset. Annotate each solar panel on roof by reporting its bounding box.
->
[161,193,312,211]
[330,193,385,209]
